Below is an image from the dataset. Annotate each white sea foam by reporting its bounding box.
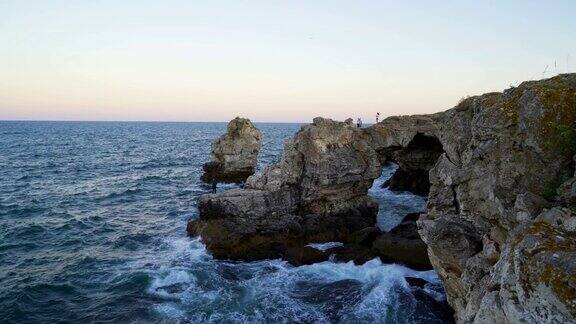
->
[306,241,344,251]
[149,235,447,322]
[147,164,446,322]
[153,303,185,319]
[148,268,195,298]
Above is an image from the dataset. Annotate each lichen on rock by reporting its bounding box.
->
[416,74,576,323]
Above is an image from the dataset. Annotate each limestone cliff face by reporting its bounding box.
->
[388,74,576,323]
[191,74,576,322]
[201,117,262,183]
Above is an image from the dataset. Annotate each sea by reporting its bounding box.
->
[0,121,453,323]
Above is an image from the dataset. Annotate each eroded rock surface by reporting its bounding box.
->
[190,74,576,323]
[201,117,262,183]
[191,117,380,261]
[413,74,576,323]
[344,74,576,322]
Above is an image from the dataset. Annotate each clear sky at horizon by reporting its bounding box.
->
[1,0,575,123]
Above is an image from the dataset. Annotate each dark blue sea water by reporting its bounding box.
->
[0,121,450,323]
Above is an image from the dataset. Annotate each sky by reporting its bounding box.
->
[0,1,575,123]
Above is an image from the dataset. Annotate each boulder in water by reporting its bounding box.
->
[372,214,432,270]
[328,212,432,269]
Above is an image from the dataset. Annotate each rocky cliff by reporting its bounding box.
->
[365,74,576,322]
[190,74,576,322]
[191,117,381,261]
[415,74,576,323]
[201,117,262,183]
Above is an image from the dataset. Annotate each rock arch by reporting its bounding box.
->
[190,74,576,323]
[379,133,444,196]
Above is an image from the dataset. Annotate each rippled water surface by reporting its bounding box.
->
[0,121,451,323]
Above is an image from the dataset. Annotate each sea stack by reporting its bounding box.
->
[201,117,262,183]
[190,117,382,261]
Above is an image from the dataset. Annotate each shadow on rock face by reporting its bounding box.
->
[201,161,255,184]
[394,284,455,323]
[372,218,432,270]
[380,133,444,196]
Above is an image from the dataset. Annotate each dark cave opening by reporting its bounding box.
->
[379,133,444,197]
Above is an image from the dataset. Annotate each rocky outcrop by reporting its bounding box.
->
[190,74,576,323]
[381,134,444,195]
[363,74,576,322]
[330,212,433,270]
[372,214,432,270]
[201,117,262,183]
[412,74,576,323]
[246,117,382,215]
[191,117,381,261]
[330,74,575,322]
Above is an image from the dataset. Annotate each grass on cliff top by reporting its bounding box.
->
[552,122,576,156]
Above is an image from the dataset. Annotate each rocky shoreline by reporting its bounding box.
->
[190,74,576,323]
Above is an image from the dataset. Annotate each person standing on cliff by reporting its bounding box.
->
[376,112,380,123]
[357,118,362,128]
[211,180,217,194]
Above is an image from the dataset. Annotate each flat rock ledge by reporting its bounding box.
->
[201,117,262,183]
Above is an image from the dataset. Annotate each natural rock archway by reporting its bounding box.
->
[190,116,439,266]
[380,133,444,195]
[190,74,576,323]
[370,74,576,322]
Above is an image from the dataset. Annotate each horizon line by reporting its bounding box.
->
[0,118,313,124]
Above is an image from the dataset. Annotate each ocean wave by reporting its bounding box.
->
[146,235,449,323]
[95,188,144,201]
[0,122,450,323]
[111,232,154,250]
